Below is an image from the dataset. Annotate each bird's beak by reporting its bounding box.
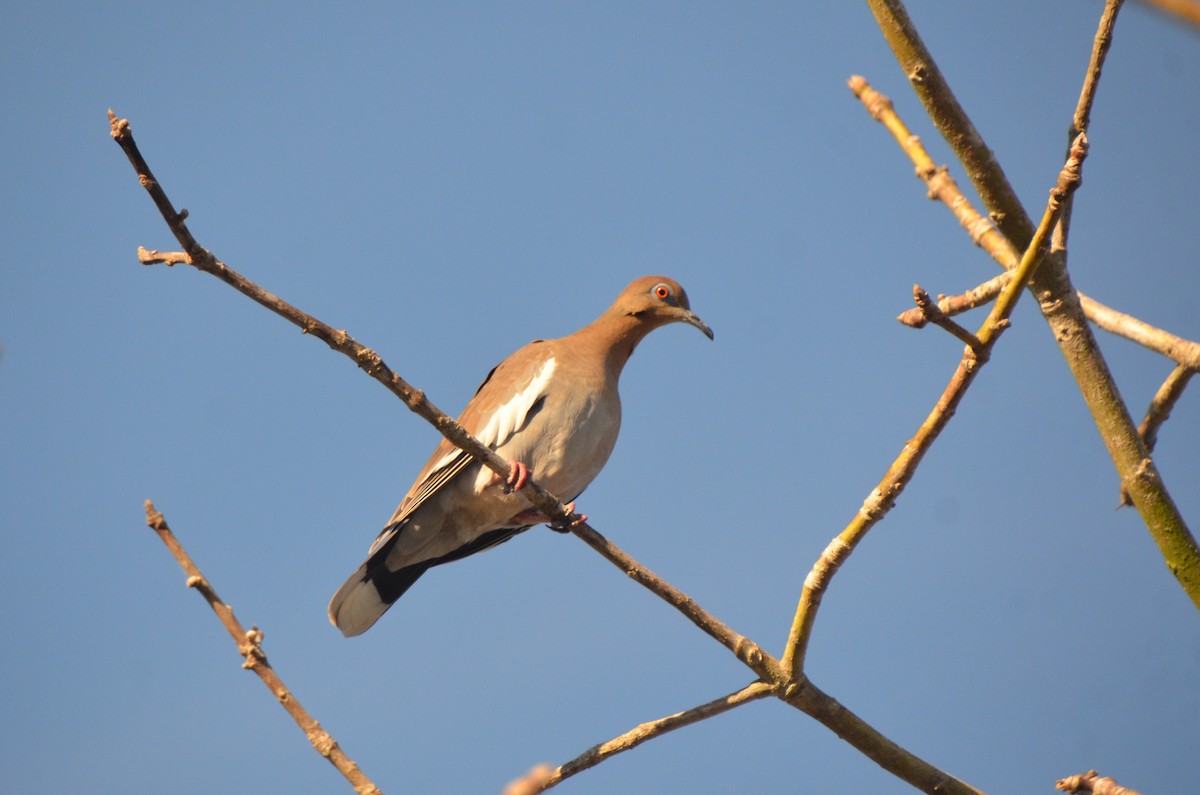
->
[681,310,714,340]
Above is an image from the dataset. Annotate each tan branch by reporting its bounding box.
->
[1073,0,1124,140]
[1138,364,1196,451]
[849,76,1017,272]
[1080,296,1200,370]
[899,271,1200,371]
[863,1,1200,610]
[1121,364,1196,505]
[532,681,775,791]
[897,274,1009,329]
[911,284,985,354]
[787,679,986,795]
[143,502,383,795]
[782,128,1088,720]
[1056,769,1144,795]
[855,78,1200,373]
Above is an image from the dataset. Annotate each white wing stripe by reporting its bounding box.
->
[477,356,556,449]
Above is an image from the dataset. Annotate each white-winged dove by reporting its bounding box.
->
[329,276,712,636]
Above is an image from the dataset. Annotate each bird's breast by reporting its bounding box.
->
[499,385,621,502]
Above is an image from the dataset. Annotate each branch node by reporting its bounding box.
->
[239,626,266,668]
[138,246,191,266]
[732,636,764,668]
[912,285,986,354]
[781,677,807,703]
[311,728,337,757]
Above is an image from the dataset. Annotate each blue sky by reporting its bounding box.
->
[2,2,1197,793]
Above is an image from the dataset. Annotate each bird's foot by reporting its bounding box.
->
[503,460,531,493]
[507,502,587,532]
[548,502,587,533]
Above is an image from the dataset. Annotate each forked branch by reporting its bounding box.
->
[782,132,1089,679]
[863,0,1200,610]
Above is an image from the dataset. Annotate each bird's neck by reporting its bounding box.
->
[567,309,660,381]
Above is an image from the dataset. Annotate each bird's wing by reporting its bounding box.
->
[376,341,557,538]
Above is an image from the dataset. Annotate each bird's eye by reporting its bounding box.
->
[652,283,672,300]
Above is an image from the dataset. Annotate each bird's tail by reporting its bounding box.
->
[328,526,427,637]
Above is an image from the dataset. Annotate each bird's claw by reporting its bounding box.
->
[504,460,531,493]
[548,502,587,533]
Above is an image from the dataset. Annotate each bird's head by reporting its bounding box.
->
[614,276,714,340]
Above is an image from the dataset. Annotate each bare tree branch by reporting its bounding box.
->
[896,275,1009,330]
[911,284,985,353]
[786,679,986,795]
[143,501,383,795]
[1137,364,1196,452]
[782,132,1089,679]
[1121,364,1196,505]
[855,77,1200,374]
[1073,0,1124,140]
[897,269,1200,372]
[1081,297,1200,370]
[849,75,1017,273]
[533,681,776,791]
[863,0,1200,611]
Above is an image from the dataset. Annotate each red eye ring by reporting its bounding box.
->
[652,283,671,300]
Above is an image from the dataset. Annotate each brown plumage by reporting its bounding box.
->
[329,276,712,636]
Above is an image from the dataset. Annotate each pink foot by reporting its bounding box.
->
[507,502,588,531]
[504,460,531,493]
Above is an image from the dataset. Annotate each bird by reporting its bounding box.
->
[328,276,713,636]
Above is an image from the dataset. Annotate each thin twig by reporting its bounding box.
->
[853,78,1200,374]
[849,76,1016,269]
[899,269,1200,371]
[143,502,383,795]
[1073,0,1124,140]
[897,274,1009,329]
[1056,769,1144,795]
[1120,364,1196,505]
[567,523,781,680]
[1138,364,1195,451]
[109,110,779,684]
[1081,296,1200,370]
[912,284,985,354]
[864,0,1200,610]
[1053,0,1123,261]
[786,679,986,795]
[533,681,775,791]
[782,129,1088,701]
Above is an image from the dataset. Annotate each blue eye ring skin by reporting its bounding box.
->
[651,282,673,302]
